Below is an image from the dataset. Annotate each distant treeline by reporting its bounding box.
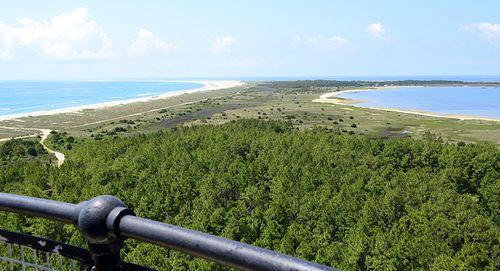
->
[0,120,498,270]
[259,80,498,90]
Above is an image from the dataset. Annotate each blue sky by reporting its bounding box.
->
[0,0,499,79]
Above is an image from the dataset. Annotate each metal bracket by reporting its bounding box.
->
[74,195,135,271]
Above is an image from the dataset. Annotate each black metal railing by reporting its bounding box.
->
[0,229,93,271]
[0,193,339,271]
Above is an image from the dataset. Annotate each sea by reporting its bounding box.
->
[0,77,499,120]
[337,86,500,119]
[0,81,204,117]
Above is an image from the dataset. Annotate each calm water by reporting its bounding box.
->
[338,87,500,119]
[0,81,203,116]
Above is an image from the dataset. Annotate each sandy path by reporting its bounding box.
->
[39,129,65,167]
[0,133,38,142]
[0,126,65,166]
[0,93,227,164]
[0,81,245,166]
[71,93,234,129]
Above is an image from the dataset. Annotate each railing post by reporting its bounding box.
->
[74,196,135,271]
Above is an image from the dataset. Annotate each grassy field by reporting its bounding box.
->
[185,85,500,146]
[1,82,499,147]
[0,87,239,137]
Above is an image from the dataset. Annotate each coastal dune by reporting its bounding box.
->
[0,80,244,122]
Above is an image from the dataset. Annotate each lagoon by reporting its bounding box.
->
[337,86,500,120]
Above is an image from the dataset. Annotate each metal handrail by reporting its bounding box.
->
[0,193,339,271]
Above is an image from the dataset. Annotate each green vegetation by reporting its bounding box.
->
[0,81,499,269]
[0,120,498,270]
[261,80,500,91]
[0,138,51,165]
[48,131,78,150]
[1,81,499,146]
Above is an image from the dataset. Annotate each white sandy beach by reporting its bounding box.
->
[0,80,244,122]
[313,87,500,122]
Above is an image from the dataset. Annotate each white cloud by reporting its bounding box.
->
[0,7,113,60]
[306,35,323,45]
[131,29,179,54]
[461,23,500,43]
[294,34,349,50]
[366,22,386,40]
[291,34,302,45]
[327,36,350,47]
[211,34,235,53]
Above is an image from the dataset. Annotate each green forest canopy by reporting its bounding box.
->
[0,138,50,165]
[0,120,498,270]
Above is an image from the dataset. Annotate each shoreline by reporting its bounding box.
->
[0,80,244,122]
[313,86,500,122]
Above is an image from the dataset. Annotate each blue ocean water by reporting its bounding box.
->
[0,81,204,116]
[337,86,500,119]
